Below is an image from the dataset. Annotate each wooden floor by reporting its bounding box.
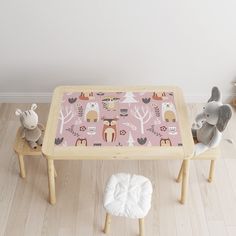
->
[0,103,236,236]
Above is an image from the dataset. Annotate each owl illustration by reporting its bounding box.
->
[160,138,172,146]
[84,102,99,122]
[75,138,87,146]
[161,102,177,122]
[102,97,119,111]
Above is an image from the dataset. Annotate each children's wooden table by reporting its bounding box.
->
[42,86,194,205]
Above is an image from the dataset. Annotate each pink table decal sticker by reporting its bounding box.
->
[55,91,182,147]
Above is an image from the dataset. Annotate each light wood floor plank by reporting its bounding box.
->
[0,121,19,236]
[214,159,236,226]
[158,161,177,236]
[208,220,228,236]
[187,162,209,236]
[169,161,193,236]
[227,226,236,236]
[195,160,224,222]
[225,159,236,196]
[138,160,160,236]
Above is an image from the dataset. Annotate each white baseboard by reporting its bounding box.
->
[185,94,209,103]
[185,93,235,104]
[0,92,52,103]
[0,92,234,103]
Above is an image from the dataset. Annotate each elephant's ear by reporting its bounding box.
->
[208,87,221,102]
[216,104,232,132]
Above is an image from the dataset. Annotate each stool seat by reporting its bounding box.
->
[104,173,153,219]
[13,126,58,179]
[176,146,221,185]
[13,127,42,156]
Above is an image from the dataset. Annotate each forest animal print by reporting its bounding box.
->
[162,102,177,122]
[75,138,87,146]
[79,92,94,100]
[84,102,99,122]
[102,97,119,111]
[160,138,172,146]
[55,91,182,147]
[152,92,167,100]
[102,118,118,142]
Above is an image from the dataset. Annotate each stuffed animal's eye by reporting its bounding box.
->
[206,114,210,117]
[203,107,205,109]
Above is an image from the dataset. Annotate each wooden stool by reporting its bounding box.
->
[176,146,221,183]
[13,127,57,178]
[103,173,153,236]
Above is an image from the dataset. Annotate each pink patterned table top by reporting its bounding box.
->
[55,91,183,147]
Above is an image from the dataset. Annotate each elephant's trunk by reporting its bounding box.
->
[192,112,206,129]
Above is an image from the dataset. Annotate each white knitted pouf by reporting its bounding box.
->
[103,173,153,236]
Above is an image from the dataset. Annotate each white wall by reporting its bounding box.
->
[0,0,236,102]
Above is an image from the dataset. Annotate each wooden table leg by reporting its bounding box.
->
[176,161,183,183]
[47,159,56,205]
[180,159,190,204]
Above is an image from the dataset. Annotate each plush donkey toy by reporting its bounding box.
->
[15,104,44,149]
[192,87,232,156]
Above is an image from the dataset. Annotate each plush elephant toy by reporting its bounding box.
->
[15,104,44,149]
[192,87,232,156]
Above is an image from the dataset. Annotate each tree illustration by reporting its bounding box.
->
[147,141,152,146]
[127,132,135,146]
[131,106,153,134]
[121,92,138,106]
[59,105,75,134]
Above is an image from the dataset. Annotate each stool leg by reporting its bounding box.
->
[208,160,215,183]
[176,161,184,183]
[103,213,111,234]
[18,154,26,178]
[180,159,190,204]
[139,218,144,236]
